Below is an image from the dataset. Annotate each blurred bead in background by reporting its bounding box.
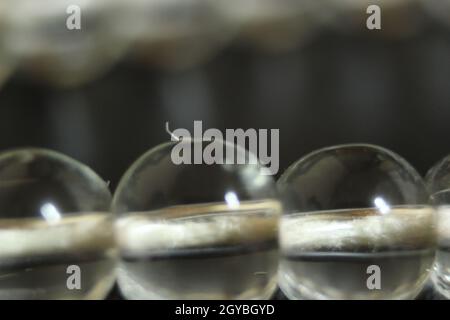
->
[420,0,450,30]
[111,0,235,70]
[1,0,129,87]
[0,0,445,85]
[216,0,320,52]
[0,4,15,89]
[327,0,424,38]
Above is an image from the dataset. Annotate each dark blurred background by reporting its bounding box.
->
[0,0,449,189]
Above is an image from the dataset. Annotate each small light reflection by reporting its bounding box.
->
[225,191,240,210]
[374,197,391,215]
[40,203,62,224]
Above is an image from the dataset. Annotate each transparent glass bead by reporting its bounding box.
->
[0,148,116,299]
[426,155,450,299]
[277,144,435,300]
[113,140,281,300]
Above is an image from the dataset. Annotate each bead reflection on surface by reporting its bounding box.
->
[113,140,281,300]
[426,155,450,299]
[277,144,435,300]
[0,148,116,300]
[2,0,128,87]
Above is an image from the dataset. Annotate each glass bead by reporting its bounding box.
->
[112,140,281,300]
[0,148,116,299]
[277,144,435,300]
[426,155,450,299]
